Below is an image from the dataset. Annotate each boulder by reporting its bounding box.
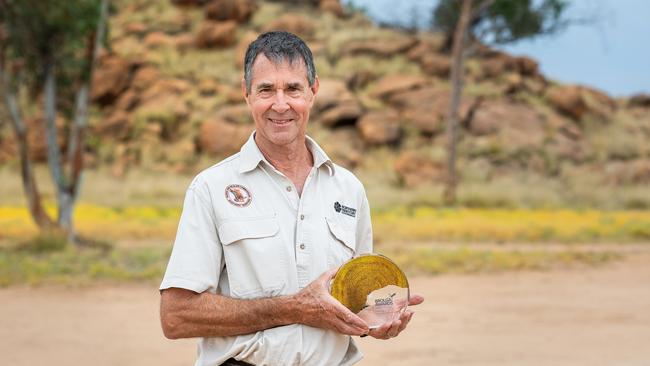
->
[319,0,345,17]
[144,31,175,48]
[515,56,539,76]
[234,32,259,68]
[195,20,238,48]
[548,133,587,163]
[346,69,377,90]
[468,102,545,146]
[388,86,476,125]
[125,22,147,36]
[313,78,354,113]
[96,111,133,141]
[264,14,315,40]
[356,109,401,145]
[407,35,445,62]
[605,159,650,185]
[91,55,134,106]
[141,78,192,103]
[205,0,257,23]
[171,0,208,6]
[217,103,253,124]
[318,101,362,127]
[319,127,364,168]
[401,105,443,135]
[198,78,219,95]
[114,89,140,112]
[419,53,451,78]
[173,33,196,52]
[394,151,444,187]
[198,118,253,156]
[131,66,160,91]
[341,36,417,57]
[628,93,650,108]
[546,86,587,121]
[369,74,428,100]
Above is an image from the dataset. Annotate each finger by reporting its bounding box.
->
[319,267,340,283]
[334,319,368,336]
[368,320,392,340]
[387,319,402,338]
[335,307,368,333]
[397,310,412,333]
[408,294,425,306]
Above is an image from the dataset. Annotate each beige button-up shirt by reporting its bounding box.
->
[160,132,373,366]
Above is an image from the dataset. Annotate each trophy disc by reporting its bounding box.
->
[330,254,409,328]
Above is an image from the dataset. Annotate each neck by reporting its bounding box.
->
[255,134,313,177]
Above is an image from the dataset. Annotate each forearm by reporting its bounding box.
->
[161,288,299,339]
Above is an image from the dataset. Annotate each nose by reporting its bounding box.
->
[271,90,290,114]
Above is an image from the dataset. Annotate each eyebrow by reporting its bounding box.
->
[255,82,274,91]
[287,82,304,90]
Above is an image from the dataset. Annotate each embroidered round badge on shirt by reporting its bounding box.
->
[225,184,252,207]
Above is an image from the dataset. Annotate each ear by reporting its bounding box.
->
[309,75,320,107]
[241,78,249,104]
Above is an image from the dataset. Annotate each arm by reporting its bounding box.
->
[160,268,369,339]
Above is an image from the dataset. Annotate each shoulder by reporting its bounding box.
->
[330,163,367,202]
[188,153,242,193]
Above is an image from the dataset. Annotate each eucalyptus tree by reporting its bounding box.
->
[0,0,109,243]
[432,0,570,205]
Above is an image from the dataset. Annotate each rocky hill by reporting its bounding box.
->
[1,0,650,209]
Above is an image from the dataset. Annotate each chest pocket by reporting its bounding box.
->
[217,215,287,298]
[325,216,356,269]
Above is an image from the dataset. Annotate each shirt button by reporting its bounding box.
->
[299,243,305,250]
[286,186,292,192]
[300,214,305,220]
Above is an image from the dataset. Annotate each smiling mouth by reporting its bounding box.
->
[268,118,294,125]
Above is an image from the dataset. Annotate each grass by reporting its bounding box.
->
[0,242,169,287]
[386,246,621,276]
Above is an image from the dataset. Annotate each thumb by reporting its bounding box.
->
[408,294,425,306]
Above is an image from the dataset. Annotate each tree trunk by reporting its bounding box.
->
[443,0,472,206]
[0,69,54,229]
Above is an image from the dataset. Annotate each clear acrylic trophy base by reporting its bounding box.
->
[355,284,409,329]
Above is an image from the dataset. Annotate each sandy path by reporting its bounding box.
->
[1,254,649,366]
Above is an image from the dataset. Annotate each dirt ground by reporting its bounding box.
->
[1,253,649,366]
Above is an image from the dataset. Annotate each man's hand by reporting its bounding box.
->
[292,268,369,336]
[366,294,424,340]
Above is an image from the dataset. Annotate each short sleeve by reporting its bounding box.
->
[355,188,373,255]
[160,182,223,293]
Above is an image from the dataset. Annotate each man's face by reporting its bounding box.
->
[244,54,319,148]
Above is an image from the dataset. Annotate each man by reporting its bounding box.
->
[159,31,423,366]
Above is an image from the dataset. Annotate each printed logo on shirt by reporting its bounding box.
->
[225,184,252,207]
[334,201,356,217]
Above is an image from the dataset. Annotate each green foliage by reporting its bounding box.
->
[0,0,105,116]
[432,0,569,45]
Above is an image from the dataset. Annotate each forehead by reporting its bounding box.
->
[249,54,309,85]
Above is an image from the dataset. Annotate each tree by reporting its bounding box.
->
[433,0,570,205]
[0,0,109,243]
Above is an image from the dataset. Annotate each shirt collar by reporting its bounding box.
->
[238,131,335,176]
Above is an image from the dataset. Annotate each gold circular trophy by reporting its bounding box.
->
[330,254,409,329]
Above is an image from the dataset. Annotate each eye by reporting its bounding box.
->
[258,88,273,97]
[287,86,302,96]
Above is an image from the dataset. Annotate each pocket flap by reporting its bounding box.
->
[218,216,279,245]
[326,216,356,251]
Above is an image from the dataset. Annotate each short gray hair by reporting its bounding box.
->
[243,31,316,94]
